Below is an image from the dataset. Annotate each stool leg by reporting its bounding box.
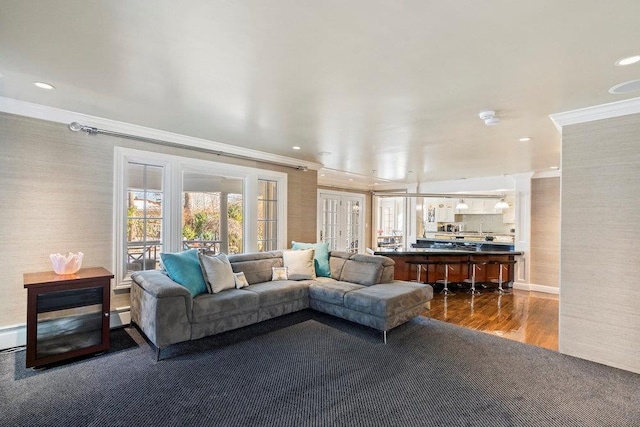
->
[468,264,480,295]
[495,264,510,294]
[441,264,455,296]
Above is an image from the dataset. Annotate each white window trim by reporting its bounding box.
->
[113,147,288,289]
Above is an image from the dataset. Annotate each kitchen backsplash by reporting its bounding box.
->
[455,214,513,234]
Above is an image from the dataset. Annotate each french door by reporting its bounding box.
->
[318,191,365,253]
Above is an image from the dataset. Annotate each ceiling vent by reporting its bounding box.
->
[479,110,500,126]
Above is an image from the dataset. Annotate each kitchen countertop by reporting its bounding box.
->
[416,237,514,246]
[374,248,523,256]
[421,233,514,244]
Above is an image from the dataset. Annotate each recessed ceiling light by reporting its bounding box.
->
[519,137,531,142]
[609,79,640,94]
[320,173,325,177]
[349,178,354,181]
[34,82,55,90]
[615,55,640,66]
[550,166,560,170]
[292,146,301,150]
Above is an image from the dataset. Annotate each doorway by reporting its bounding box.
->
[317,190,365,253]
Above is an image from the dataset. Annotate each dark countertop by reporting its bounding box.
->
[374,248,523,256]
[417,236,514,246]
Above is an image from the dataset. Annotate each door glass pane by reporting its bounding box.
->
[346,200,360,253]
[258,180,278,251]
[321,196,340,251]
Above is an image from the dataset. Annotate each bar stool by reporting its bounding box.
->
[405,259,442,284]
[405,260,429,283]
[488,260,517,294]
[436,260,466,296]
[464,258,487,295]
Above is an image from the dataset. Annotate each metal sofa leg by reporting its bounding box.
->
[383,330,387,344]
[156,346,161,362]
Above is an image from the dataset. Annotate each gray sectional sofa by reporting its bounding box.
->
[130,250,433,360]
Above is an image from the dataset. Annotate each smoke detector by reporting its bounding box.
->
[479,110,500,126]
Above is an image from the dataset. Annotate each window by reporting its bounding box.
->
[182,171,244,255]
[126,163,164,274]
[257,179,278,251]
[114,148,287,288]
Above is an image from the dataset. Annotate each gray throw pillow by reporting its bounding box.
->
[199,252,236,294]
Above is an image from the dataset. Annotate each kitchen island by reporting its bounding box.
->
[374,247,522,288]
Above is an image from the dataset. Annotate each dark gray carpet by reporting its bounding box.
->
[1,310,639,427]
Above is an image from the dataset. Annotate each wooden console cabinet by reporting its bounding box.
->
[23,267,113,368]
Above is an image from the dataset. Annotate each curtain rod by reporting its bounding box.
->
[67,122,310,171]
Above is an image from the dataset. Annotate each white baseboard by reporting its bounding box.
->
[513,282,560,295]
[0,323,27,350]
[109,306,132,328]
[0,307,132,351]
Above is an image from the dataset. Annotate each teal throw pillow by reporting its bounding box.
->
[291,241,331,277]
[160,249,208,297]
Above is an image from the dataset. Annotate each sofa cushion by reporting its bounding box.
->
[243,281,311,307]
[308,281,365,305]
[292,241,331,277]
[283,249,316,280]
[343,282,432,318]
[160,249,208,297]
[198,252,236,294]
[229,251,283,285]
[191,289,259,323]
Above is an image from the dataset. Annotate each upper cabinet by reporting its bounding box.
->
[436,199,456,222]
[501,197,516,224]
[456,198,500,215]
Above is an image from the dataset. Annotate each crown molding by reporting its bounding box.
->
[549,96,640,131]
[532,170,561,179]
[0,96,323,171]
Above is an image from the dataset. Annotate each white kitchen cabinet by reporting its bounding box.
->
[436,199,456,222]
[456,198,500,214]
[501,199,516,223]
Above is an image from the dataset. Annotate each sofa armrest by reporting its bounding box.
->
[130,270,193,348]
[131,270,191,299]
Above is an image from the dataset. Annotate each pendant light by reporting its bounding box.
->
[495,198,509,209]
[455,199,468,210]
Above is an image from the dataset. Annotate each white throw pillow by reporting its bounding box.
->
[234,271,249,289]
[271,266,289,281]
[282,248,316,280]
[198,252,236,294]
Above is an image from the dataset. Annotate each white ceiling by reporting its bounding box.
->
[1,1,639,189]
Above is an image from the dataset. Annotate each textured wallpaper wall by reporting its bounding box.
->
[0,112,316,329]
[530,177,560,287]
[560,112,640,374]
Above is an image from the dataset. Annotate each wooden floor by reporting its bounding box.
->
[425,288,559,351]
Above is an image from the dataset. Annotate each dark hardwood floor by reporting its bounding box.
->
[424,288,559,351]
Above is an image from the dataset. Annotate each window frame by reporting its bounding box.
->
[113,147,287,289]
